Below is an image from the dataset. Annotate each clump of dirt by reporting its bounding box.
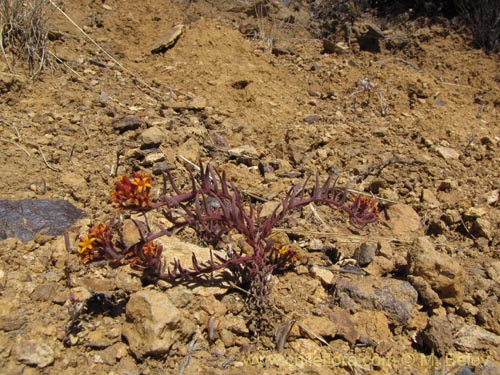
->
[0,1,499,374]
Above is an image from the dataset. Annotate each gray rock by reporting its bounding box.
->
[112,115,142,133]
[16,339,54,368]
[408,236,465,304]
[122,290,195,358]
[0,199,86,242]
[354,242,377,267]
[335,276,418,325]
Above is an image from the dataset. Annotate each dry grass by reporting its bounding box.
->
[1,0,52,77]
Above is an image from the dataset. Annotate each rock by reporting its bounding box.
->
[421,189,440,207]
[407,275,442,309]
[408,236,465,304]
[351,311,392,344]
[465,206,488,218]
[142,152,165,167]
[16,339,54,368]
[309,265,336,286]
[476,296,500,335]
[435,146,460,160]
[0,316,26,331]
[327,310,359,345]
[188,96,207,110]
[30,282,59,302]
[454,325,500,351]
[478,360,500,375]
[122,290,195,358]
[112,115,142,133]
[471,218,492,239]
[151,24,184,54]
[364,256,395,277]
[0,199,86,242]
[299,315,337,339]
[420,316,454,356]
[140,126,165,148]
[335,276,418,325]
[62,172,89,201]
[385,203,423,240]
[84,317,121,348]
[354,242,377,267]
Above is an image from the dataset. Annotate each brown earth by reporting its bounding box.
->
[1,1,499,374]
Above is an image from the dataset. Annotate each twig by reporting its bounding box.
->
[48,50,83,78]
[178,332,200,375]
[38,145,61,172]
[308,203,329,228]
[1,139,31,157]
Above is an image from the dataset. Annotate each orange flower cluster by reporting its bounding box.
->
[273,244,297,264]
[125,241,162,270]
[78,222,110,264]
[111,171,153,210]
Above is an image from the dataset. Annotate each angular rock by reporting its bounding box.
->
[408,236,465,304]
[122,290,195,358]
[16,339,54,368]
[435,145,460,160]
[420,316,454,356]
[0,199,86,242]
[327,310,359,345]
[454,325,500,351]
[351,310,392,344]
[140,126,165,148]
[472,218,492,239]
[151,24,184,54]
[354,242,377,267]
[385,203,423,240]
[335,276,418,325]
[407,275,442,309]
[112,115,142,133]
[299,315,337,339]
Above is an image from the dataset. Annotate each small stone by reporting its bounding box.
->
[305,114,321,124]
[112,115,142,133]
[30,282,58,302]
[421,189,440,207]
[441,209,461,225]
[309,265,335,286]
[300,315,337,339]
[421,316,454,356]
[465,206,488,218]
[16,340,54,368]
[151,24,184,54]
[407,275,442,309]
[152,162,170,175]
[386,203,423,240]
[364,256,395,276]
[142,152,165,167]
[188,96,207,110]
[408,236,465,304]
[472,218,492,239]
[122,290,195,358]
[435,146,460,160]
[219,329,236,347]
[354,242,377,267]
[455,325,500,351]
[438,179,457,191]
[140,126,165,147]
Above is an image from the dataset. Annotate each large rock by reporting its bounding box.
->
[122,290,195,359]
[0,199,86,242]
[407,236,465,304]
[335,276,418,325]
[385,203,423,240]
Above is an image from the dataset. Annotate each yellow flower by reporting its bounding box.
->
[78,235,96,252]
[131,172,152,193]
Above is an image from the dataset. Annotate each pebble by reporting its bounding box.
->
[435,145,460,160]
[140,126,165,147]
[16,339,54,368]
[112,115,142,133]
